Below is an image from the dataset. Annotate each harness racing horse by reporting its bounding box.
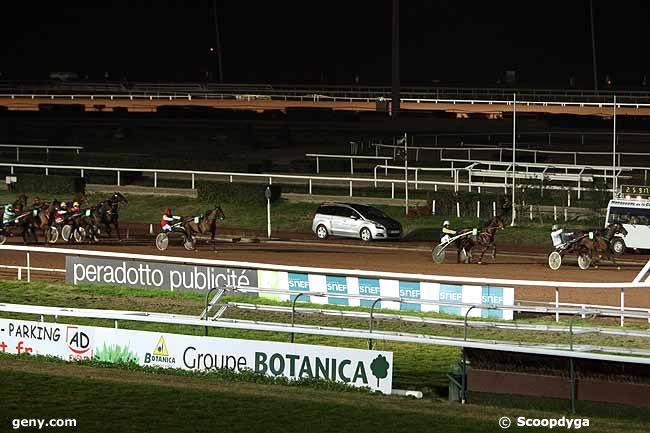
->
[9,194,38,244]
[578,222,628,270]
[93,192,128,240]
[457,215,506,264]
[183,205,226,242]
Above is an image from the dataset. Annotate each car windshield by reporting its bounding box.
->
[353,205,387,220]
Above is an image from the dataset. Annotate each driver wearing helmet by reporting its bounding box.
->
[70,201,81,215]
[161,207,181,232]
[551,224,564,247]
[441,220,456,244]
[55,202,68,224]
[2,203,15,225]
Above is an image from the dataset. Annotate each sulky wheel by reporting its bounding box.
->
[577,253,591,270]
[432,244,446,264]
[46,227,59,244]
[0,233,6,245]
[155,232,169,251]
[61,225,73,242]
[548,251,562,270]
[74,227,86,243]
[183,235,196,251]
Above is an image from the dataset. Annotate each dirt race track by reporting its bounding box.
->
[2,228,650,310]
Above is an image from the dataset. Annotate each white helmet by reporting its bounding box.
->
[443,220,450,227]
[60,202,67,209]
[552,224,559,231]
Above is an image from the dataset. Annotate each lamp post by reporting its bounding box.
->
[612,95,617,198]
[510,93,517,226]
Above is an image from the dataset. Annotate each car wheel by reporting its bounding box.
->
[611,238,625,256]
[360,227,372,242]
[316,225,328,240]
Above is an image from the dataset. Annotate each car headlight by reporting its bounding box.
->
[374,223,386,230]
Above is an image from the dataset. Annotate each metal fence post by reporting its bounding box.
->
[203,287,220,336]
[192,173,195,190]
[620,288,624,327]
[368,298,382,350]
[154,172,157,188]
[26,252,31,283]
[117,171,121,186]
[291,293,305,343]
[462,306,476,404]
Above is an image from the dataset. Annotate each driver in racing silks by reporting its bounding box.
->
[441,220,456,244]
[2,203,16,227]
[551,224,565,247]
[161,207,181,232]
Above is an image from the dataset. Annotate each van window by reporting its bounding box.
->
[317,205,336,216]
[331,206,354,217]
[608,206,650,224]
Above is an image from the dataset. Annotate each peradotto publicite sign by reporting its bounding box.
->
[66,256,258,292]
[0,318,393,394]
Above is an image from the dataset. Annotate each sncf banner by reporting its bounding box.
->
[66,256,257,293]
[258,271,515,320]
[0,318,393,394]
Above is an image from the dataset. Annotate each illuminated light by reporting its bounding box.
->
[625,195,631,199]
[637,196,643,200]
[607,80,612,86]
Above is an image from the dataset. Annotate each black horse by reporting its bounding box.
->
[93,192,128,240]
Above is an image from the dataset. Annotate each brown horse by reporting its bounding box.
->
[578,222,628,270]
[457,215,505,264]
[183,206,226,241]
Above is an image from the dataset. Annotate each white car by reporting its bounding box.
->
[311,202,403,241]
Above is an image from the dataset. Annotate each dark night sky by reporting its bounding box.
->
[1,1,649,87]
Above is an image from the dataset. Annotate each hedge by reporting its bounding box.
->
[15,174,86,194]
[197,181,281,205]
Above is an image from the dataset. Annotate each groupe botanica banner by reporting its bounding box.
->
[66,257,514,319]
[0,318,393,394]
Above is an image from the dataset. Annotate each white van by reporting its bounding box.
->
[605,198,650,253]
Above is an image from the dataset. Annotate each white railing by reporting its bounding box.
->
[0,144,83,162]
[0,161,536,198]
[372,142,650,171]
[2,301,649,365]
[305,153,393,175]
[1,245,649,327]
